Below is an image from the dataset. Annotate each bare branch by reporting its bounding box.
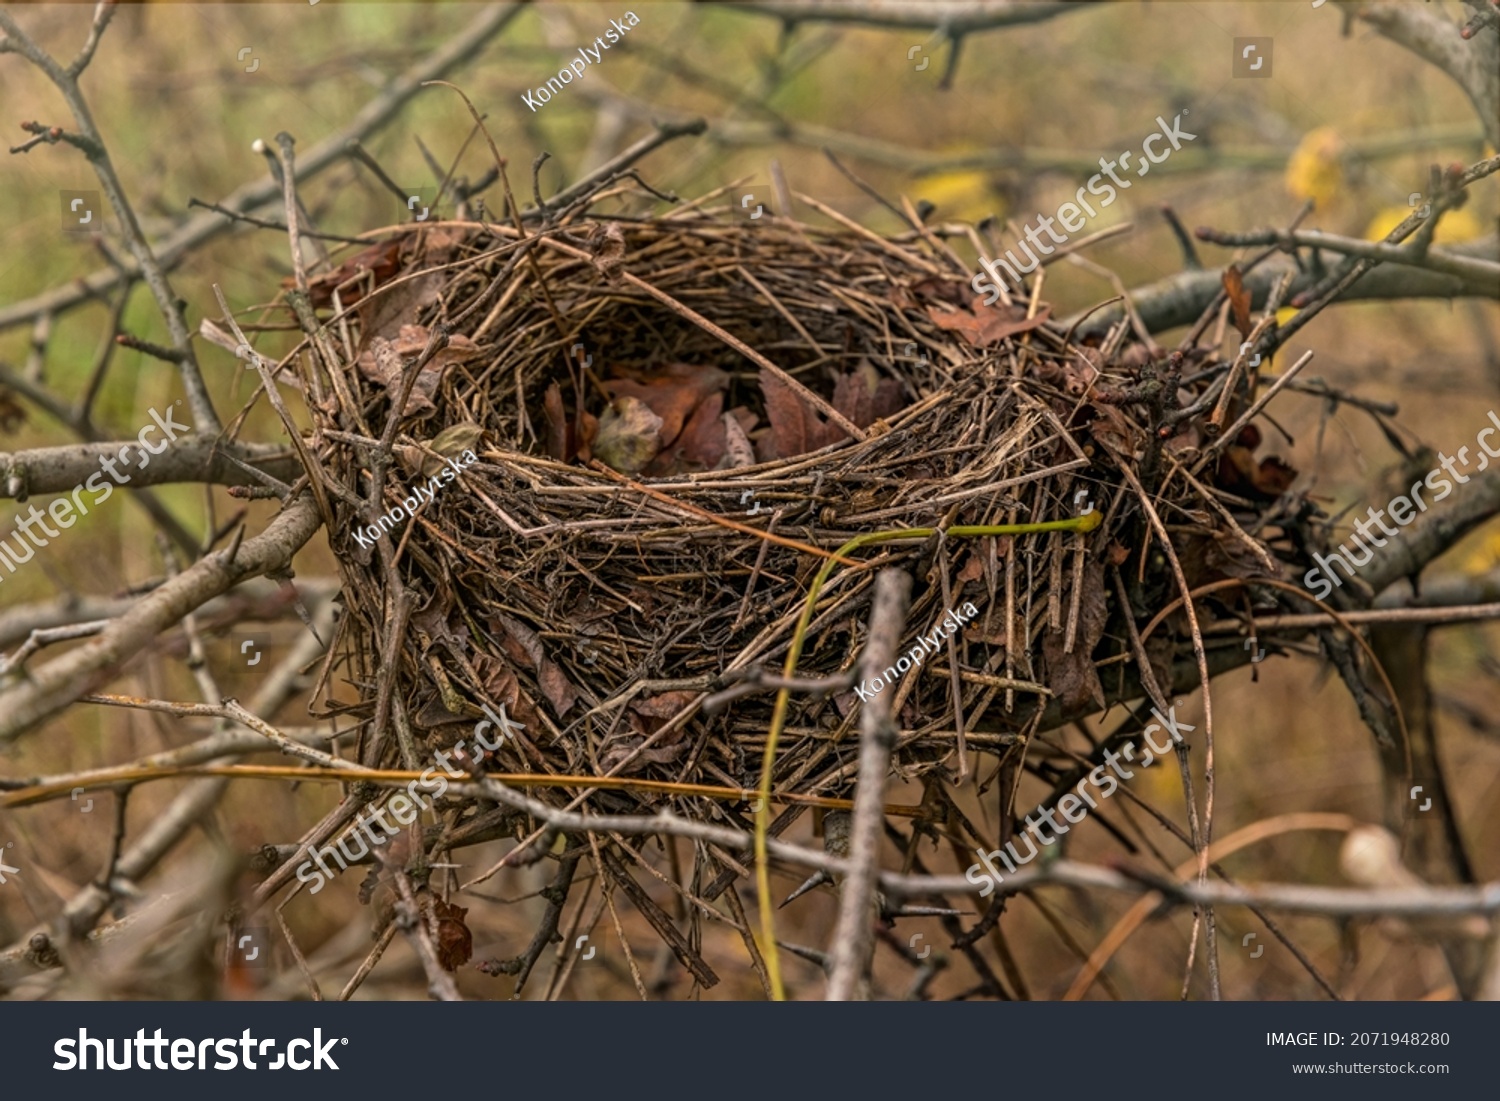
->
[1356,1,1499,148]
[826,568,909,1000]
[0,8,219,431]
[718,1,1092,34]
[65,1,116,80]
[0,494,323,743]
[1070,234,1498,338]
[0,436,302,499]
[0,1,534,334]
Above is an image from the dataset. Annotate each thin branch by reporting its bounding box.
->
[0,1,535,334]
[719,1,1093,34]
[0,9,219,431]
[826,569,910,1000]
[0,495,323,743]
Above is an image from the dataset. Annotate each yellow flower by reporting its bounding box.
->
[1462,532,1500,576]
[1364,205,1484,244]
[1285,127,1347,208]
[916,169,1003,222]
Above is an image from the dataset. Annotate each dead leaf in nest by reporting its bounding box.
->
[629,690,699,724]
[487,612,581,718]
[606,363,729,449]
[1202,527,1284,580]
[830,361,904,431]
[469,651,544,731]
[927,299,1051,348]
[956,552,986,585]
[1223,265,1253,339]
[587,221,627,282]
[1088,401,1140,456]
[418,225,469,260]
[648,391,725,475]
[430,898,473,971]
[412,703,472,735]
[544,383,570,461]
[759,368,819,460]
[600,735,687,773]
[594,396,663,474]
[398,423,487,478]
[1217,424,1298,500]
[1034,351,1099,398]
[1041,557,1108,714]
[410,605,471,660]
[888,275,968,312]
[757,363,905,461]
[298,239,402,308]
[1162,420,1202,453]
[721,408,757,468]
[544,382,599,465]
[594,690,699,774]
[357,324,482,416]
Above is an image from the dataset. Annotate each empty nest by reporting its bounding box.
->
[285,183,1304,953]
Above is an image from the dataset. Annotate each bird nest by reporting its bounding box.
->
[289,185,1296,909]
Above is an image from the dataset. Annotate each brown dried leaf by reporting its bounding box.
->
[629,690,699,723]
[599,736,687,773]
[1216,425,1298,500]
[927,299,1052,348]
[410,605,471,659]
[607,363,728,448]
[488,612,580,718]
[758,367,814,461]
[649,391,726,475]
[299,239,402,308]
[576,407,598,463]
[357,324,481,416]
[721,408,757,468]
[829,365,875,435]
[431,898,473,972]
[1223,265,1253,339]
[469,651,544,731]
[1088,401,1141,456]
[418,225,469,261]
[829,362,906,439]
[544,382,570,461]
[956,552,985,585]
[1041,557,1109,714]
[588,221,627,282]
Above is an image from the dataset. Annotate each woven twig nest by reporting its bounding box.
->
[303,191,1285,827]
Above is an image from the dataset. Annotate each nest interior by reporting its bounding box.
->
[307,193,1300,835]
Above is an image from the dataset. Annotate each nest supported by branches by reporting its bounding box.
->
[285,182,1304,981]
